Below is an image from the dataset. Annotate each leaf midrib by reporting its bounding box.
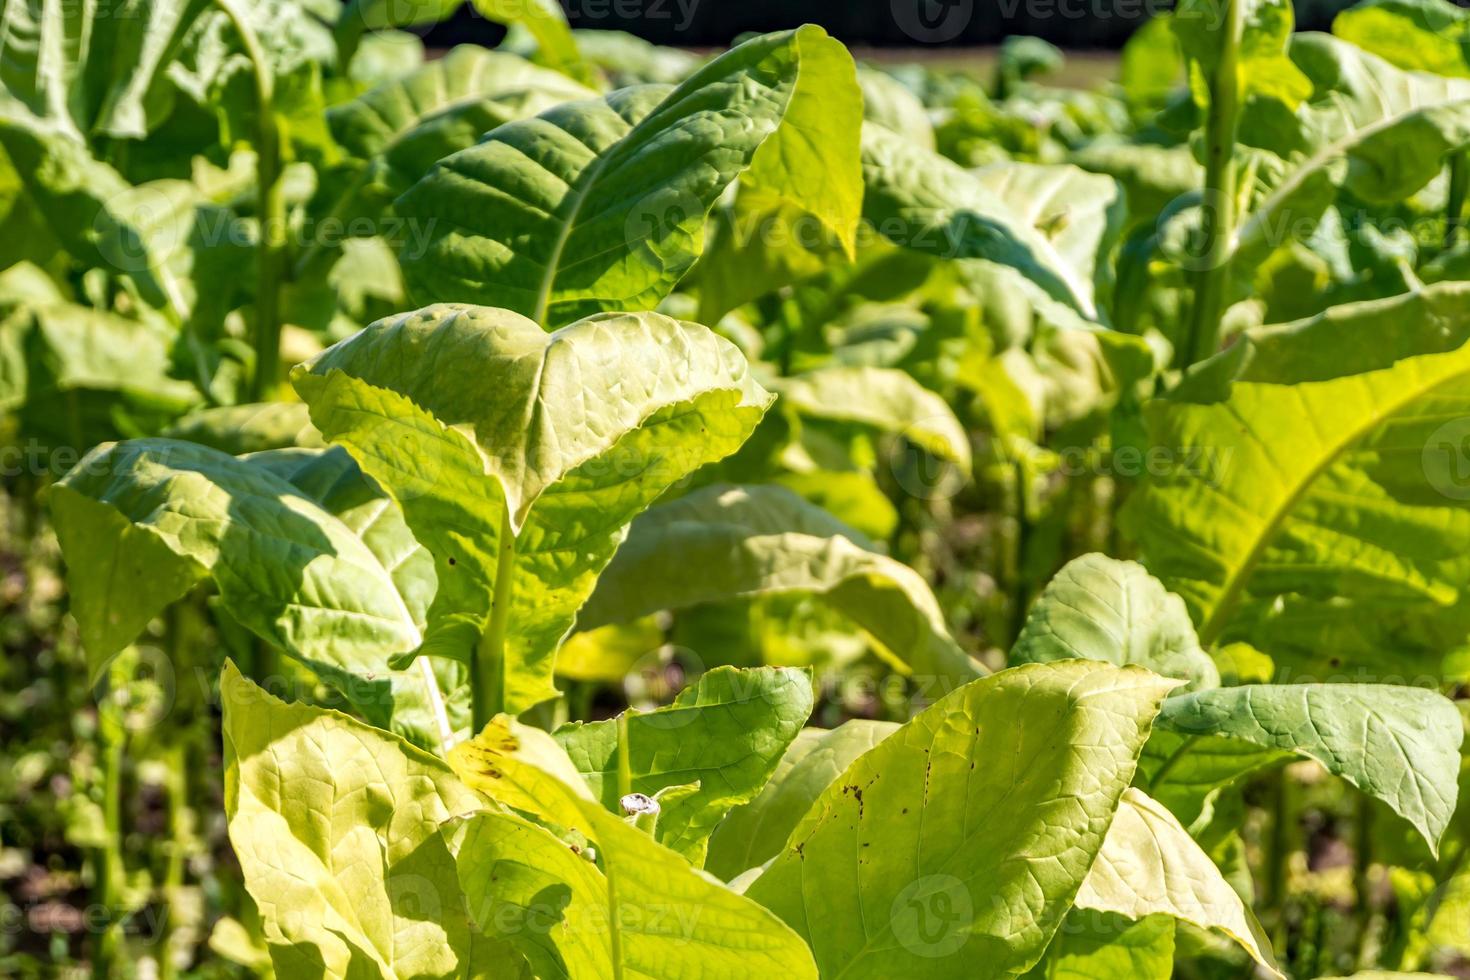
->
[1235,92,1470,260]
[811,672,1136,979]
[1199,355,1470,643]
[530,138,612,326]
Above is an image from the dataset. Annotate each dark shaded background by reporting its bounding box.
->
[418,0,1452,51]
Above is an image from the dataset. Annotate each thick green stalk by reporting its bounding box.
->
[1005,460,1032,646]
[1447,152,1468,249]
[159,603,195,980]
[251,122,287,401]
[1261,768,1296,950]
[472,507,517,731]
[333,3,367,73]
[159,742,188,980]
[1182,0,1245,369]
[1352,795,1376,969]
[214,0,285,401]
[93,706,126,978]
[617,711,634,800]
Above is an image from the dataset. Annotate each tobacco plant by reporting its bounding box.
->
[6,0,1470,976]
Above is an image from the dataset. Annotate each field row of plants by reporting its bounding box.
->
[2,0,1470,975]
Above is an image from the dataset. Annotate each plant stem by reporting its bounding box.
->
[65,389,84,464]
[1352,795,1375,969]
[1145,734,1198,791]
[616,711,634,800]
[472,507,517,731]
[160,603,195,980]
[1447,152,1468,249]
[1261,768,1294,950]
[93,703,126,979]
[251,117,286,402]
[214,0,285,402]
[159,742,188,980]
[1182,0,1245,369]
[333,2,366,73]
[1005,460,1032,645]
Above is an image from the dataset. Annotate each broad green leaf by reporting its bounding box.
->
[327,46,595,193]
[452,715,600,816]
[859,67,934,149]
[1120,15,1184,110]
[449,809,626,979]
[0,257,63,308]
[339,0,458,31]
[1071,139,1202,223]
[50,440,419,668]
[247,446,466,749]
[1240,281,1470,382]
[345,29,425,86]
[1235,36,1470,270]
[293,305,771,713]
[553,618,661,683]
[861,125,1107,322]
[219,662,515,979]
[1157,684,1464,851]
[571,29,700,87]
[689,36,864,322]
[1408,871,1470,961]
[704,720,897,881]
[1136,730,1288,829]
[0,0,209,139]
[206,916,273,975]
[995,36,1063,94]
[448,720,820,979]
[1024,913,1176,980]
[1172,0,1311,110]
[160,0,335,145]
[1075,788,1281,978]
[48,440,452,743]
[0,121,246,339]
[1123,324,1470,655]
[395,27,860,326]
[577,484,981,683]
[745,661,1181,979]
[0,111,182,310]
[1334,0,1470,77]
[775,365,971,474]
[162,402,323,455]
[1,297,197,414]
[771,469,899,542]
[331,0,581,101]
[554,666,813,864]
[469,0,592,86]
[1012,554,1221,692]
[1296,33,1470,203]
[970,161,1125,316]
